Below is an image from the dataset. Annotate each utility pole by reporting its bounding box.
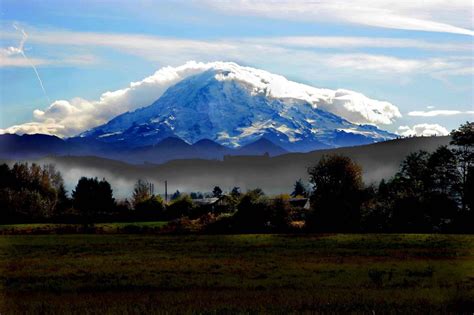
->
[165,180,168,203]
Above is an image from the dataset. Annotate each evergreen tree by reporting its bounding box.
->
[230,187,241,198]
[72,177,115,222]
[171,190,181,200]
[291,179,307,197]
[427,146,460,196]
[212,186,223,198]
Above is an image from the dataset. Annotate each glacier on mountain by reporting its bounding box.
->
[78,62,399,151]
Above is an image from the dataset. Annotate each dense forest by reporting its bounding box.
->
[0,122,472,233]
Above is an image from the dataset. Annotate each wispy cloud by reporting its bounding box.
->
[202,0,474,36]
[408,110,474,117]
[0,54,49,67]
[0,54,99,67]
[320,54,472,74]
[0,28,471,78]
[249,36,473,52]
[7,24,51,105]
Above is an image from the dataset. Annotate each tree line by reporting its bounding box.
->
[0,121,472,233]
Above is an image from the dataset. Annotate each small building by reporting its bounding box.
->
[289,198,310,210]
[192,195,235,213]
[192,197,219,207]
[214,195,234,208]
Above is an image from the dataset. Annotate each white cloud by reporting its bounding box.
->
[0,62,212,137]
[0,61,402,137]
[0,121,65,136]
[397,123,450,137]
[249,36,472,52]
[323,89,401,125]
[408,110,474,117]
[0,28,471,77]
[322,54,473,74]
[0,51,98,68]
[0,25,98,68]
[202,0,474,36]
[0,54,48,67]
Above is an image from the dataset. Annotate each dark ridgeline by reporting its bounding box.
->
[0,134,289,164]
[0,122,472,233]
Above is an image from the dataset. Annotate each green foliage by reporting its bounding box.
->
[132,179,151,209]
[233,188,269,232]
[72,177,115,220]
[307,155,364,232]
[0,163,69,222]
[427,146,460,195]
[135,195,164,214]
[451,121,474,147]
[167,194,195,218]
[450,121,474,211]
[267,194,292,230]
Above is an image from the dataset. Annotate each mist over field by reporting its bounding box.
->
[4,136,448,199]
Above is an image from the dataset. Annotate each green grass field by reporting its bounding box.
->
[0,234,473,313]
[0,221,168,234]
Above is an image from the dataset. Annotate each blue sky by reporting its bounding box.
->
[0,0,472,137]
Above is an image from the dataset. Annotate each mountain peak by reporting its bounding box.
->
[77,61,397,152]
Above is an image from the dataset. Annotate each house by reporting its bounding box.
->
[192,195,235,213]
[289,198,310,210]
[192,197,219,207]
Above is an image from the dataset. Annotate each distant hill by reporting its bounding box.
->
[0,134,288,164]
[1,136,450,198]
[234,138,288,156]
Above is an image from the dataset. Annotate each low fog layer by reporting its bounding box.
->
[5,136,450,199]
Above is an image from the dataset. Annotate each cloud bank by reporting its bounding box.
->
[398,124,450,137]
[0,61,402,137]
[203,0,474,36]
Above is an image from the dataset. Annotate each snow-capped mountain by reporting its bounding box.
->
[78,62,397,152]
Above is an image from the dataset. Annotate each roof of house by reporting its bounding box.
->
[289,198,310,209]
[192,197,219,205]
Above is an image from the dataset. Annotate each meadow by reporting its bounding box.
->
[0,222,168,234]
[0,233,473,313]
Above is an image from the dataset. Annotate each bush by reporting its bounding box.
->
[135,195,165,220]
[233,189,269,233]
[166,195,195,219]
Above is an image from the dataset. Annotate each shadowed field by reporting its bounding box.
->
[0,234,473,313]
[0,222,168,235]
